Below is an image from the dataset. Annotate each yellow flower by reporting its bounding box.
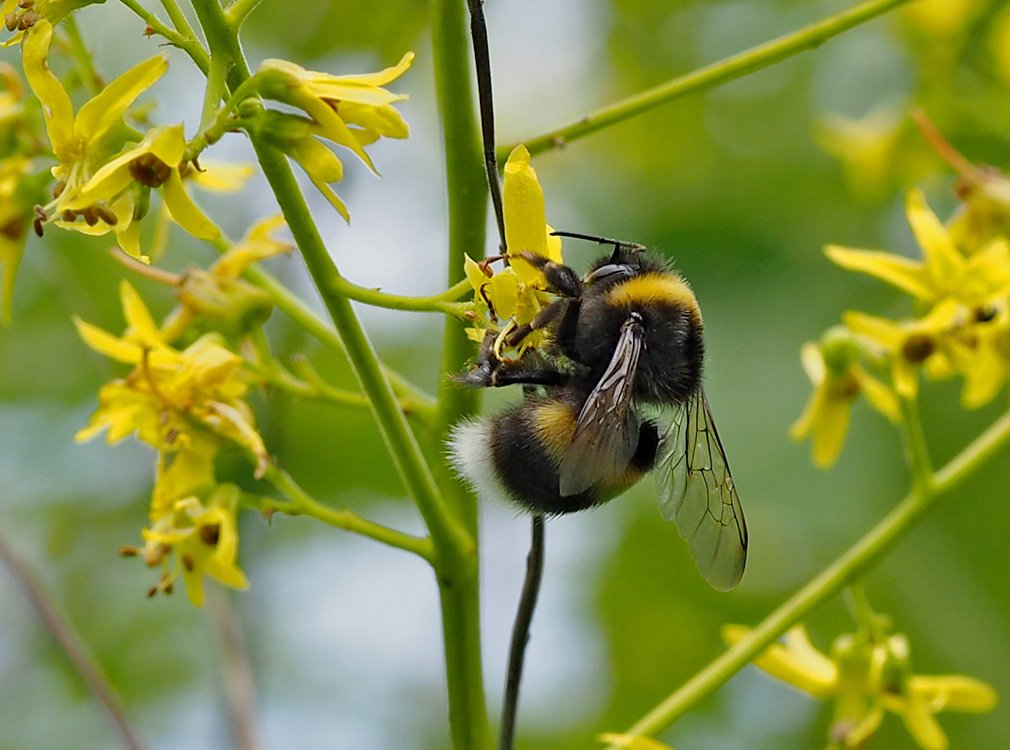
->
[463,146,565,356]
[724,624,997,750]
[182,159,255,193]
[24,20,165,195]
[791,329,900,468]
[900,0,986,38]
[826,190,1010,308]
[947,301,1010,409]
[257,52,413,172]
[0,155,32,322]
[74,280,268,472]
[502,144,562,282]
[253,52,413,220]
[141,484,249,607]
[251,110,350,220]
[172,215,290,336]
[843,299,965,400]
[946,166,1010,255]
[2,0,104,44]
[58,124,220,259]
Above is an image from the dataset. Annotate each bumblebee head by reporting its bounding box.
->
[550,230,669,289]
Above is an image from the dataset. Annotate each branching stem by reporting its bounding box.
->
[604,408,1010,747]
[506,0,917,159]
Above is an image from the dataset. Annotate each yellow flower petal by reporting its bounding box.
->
[321,51,414,89]
[74,317,142,363]
[464,254,488,293]
[826,245,933,301]
[503,145,550,282]
[893,693,949,750]
[65,125,186,209]
[855,366,901,423]
[21,20,74,151]
[74,53,168,142]
[812,395,852,468]
[908,675,998,713]
[843,311,905,350]
[163,169,220,240]
[186,161,255,192]
[597,734,673,750]
[723,624,838,697]
[119,280,164,348]
[905,189,964,293]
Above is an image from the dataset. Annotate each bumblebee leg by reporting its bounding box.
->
[487,360,570,388]
[513,252,582,297]
[454,332,571,388]
[504,298,571,347]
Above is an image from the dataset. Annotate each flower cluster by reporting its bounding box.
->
[250,51,414,220]
[725,620,997,750]
[75,278,268,605]
[793,179,1010,466]
[21,20,218,260]
[463,144,564,359]
[0,60,39,321]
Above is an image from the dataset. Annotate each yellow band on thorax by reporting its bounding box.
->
[605,273,701,321]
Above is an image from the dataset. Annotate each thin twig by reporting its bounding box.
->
[206,587,264,750]
[466,0,506,253]
[505,0,917,159]
[499,515,545,750]
[0,529,147,750]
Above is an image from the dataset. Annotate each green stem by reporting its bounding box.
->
[604,408,1010,747]
[258,465,434,562]
[431,1,493,749]
[506,0,917,159]
[332,276,471,317]
[115,0,210,74]
[200,51,230,132]
[242,265,438,419]
[899,396,934,492]
[226,0,265,27]
[189,0,468,548]
[160,0,198,40]
[62,16,103,94]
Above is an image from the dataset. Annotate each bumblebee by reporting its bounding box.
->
[449,233,747,590]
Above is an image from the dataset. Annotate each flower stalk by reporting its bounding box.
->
[505,0,918,159]
[604,408,1010,748]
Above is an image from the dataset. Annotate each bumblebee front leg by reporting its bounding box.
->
[454,332,571,388]
[513,251,582,297]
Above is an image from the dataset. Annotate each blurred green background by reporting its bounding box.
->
[2,1,1010,748]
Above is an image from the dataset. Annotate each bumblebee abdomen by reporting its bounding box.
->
[448,395,658,515]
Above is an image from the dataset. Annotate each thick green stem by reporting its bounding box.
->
[432,0,487,442]
[431,1,493,748]
[604,408,1010,747]
[506,0,917,159]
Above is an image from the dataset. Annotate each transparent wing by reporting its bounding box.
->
[655,387,747,591]
[558,316,643,497]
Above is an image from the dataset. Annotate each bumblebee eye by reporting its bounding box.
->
[587,263,634,285]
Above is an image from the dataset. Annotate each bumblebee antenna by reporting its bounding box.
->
[550,230,646,260]
[466,0,507,253]
[499,514,545,750]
